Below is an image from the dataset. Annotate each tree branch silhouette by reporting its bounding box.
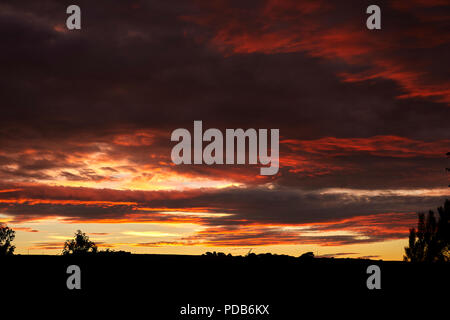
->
[0,224,16,256]
[62,230,98,255]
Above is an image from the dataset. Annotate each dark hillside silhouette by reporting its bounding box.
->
[1,252,448,317]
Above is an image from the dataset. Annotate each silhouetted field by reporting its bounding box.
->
[1,254,448,317]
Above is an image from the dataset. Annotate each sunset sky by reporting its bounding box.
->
[0,0,449,260]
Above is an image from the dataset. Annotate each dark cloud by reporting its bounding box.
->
[30,240,112,250]
[0,0,448,136]
[0,183,444,225]
[357,255,380,259]
[30,241,64,250]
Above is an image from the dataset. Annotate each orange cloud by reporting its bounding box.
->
[112,131,155,147]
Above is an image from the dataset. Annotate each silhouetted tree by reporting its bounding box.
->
[404,200,450,262]
[299,252,314,261]
[62,230,98,255]
[0,224,15,255]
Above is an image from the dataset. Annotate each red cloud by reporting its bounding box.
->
[183,0,450,103]
[282,136,450,158]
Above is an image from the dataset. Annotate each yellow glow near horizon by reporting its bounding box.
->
[5,216,413,260]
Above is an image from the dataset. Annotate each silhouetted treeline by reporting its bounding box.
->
[61,230,131,255]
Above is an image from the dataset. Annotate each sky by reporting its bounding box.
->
[0,0,449,260]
